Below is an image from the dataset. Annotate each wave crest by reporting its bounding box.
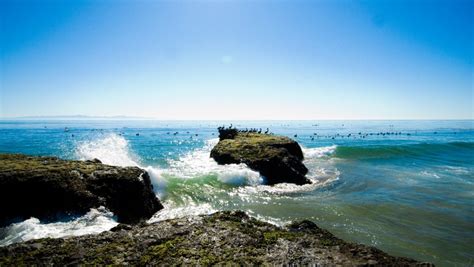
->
[76,134,139,167]
[332,142,474,160]
[303,145,337,159]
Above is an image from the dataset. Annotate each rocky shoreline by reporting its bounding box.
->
[0,133,432,265]
[0,211,430,265]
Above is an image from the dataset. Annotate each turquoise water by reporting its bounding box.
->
[0,120,473,266]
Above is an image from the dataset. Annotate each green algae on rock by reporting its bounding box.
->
[210,128,311,185]
[0,154,163,226]
[0,211,431,266]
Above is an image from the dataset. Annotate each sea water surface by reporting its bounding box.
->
[0,120,472,266]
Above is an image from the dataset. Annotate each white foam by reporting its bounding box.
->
[231,173,339,197]
[76,134,139,167]
[420,170,441,179]
[303,145,337,159]
[166,139,262,186]
[147,203,216,223]
[0,207,118,247]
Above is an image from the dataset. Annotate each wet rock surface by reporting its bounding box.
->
[0,211,431,266]
[211,128,311,185]
[0,154,163,226]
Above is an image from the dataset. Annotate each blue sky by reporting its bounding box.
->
[0,0,472,119]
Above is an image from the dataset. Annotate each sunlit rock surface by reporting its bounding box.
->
[0,154,162,226]
[211,128,311,185]
[0,211,429,265]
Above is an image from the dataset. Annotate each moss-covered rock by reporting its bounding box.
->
[210,128,310,185]
[0,154,163,225]
[0,211,431,266]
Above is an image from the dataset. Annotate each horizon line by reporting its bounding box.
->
[0,115,473,121]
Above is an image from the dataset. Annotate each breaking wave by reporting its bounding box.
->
[76,134,140,167]
[0,207,118,247]
[303,145,337,159]
[75,135,262,187]
[165,138,262,186]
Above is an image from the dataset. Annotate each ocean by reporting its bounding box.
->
[0,120,472,266]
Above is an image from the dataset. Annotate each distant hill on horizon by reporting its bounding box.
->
[0,115,154,120]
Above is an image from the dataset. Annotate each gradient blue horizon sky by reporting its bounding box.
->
[1,0,473,120]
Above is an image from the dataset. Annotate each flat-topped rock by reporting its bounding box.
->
[0,154,163,226]
[210,128,311,185]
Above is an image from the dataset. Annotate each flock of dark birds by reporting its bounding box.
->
[215,124,419,141]
[217,124,272,135]
[59,124,447,141]
[304,131,413,141]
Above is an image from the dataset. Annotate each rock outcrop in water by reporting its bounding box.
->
[211,127,311,185]
[0,211,429,265]
[0,154,163,226]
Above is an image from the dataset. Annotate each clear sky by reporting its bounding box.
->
[0,0,472,120]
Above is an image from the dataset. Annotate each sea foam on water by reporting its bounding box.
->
[0,207,117,247]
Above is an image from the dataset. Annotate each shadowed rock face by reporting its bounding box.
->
[211,129,311,185]
[0,211,429,266]
[0,154,163,226]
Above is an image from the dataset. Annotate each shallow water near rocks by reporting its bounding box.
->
[0,120,473,266]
